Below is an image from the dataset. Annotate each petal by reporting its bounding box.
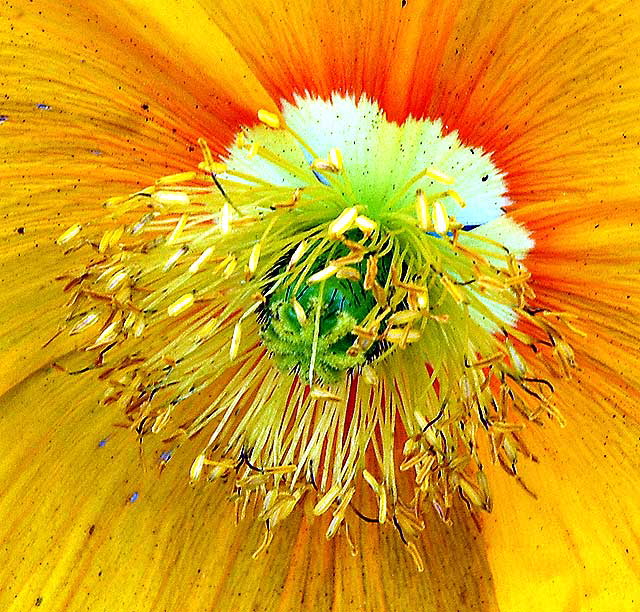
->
[483,377,640,611]
[0,367,499,611]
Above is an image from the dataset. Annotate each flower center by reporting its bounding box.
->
[55,94,576,568]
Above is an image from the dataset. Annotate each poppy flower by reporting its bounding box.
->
[1,1,639,611]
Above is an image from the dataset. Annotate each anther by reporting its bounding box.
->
[167,293,195,317]
[431,200,449,235]
[257,108,281,129]
[247,242,261,277]
[152,191,190,205]
[189,247,214,274]
[56,223,82,245]
[308,265,338,284]
[328,206,359,239]
[425,166,455,185]
[355,215,377,236]
[166,214,188,245]
[230,321,242,360]
[322,148,342,172]
[313,483,342,515]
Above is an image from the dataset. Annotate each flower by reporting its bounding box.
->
[1,1,639,611]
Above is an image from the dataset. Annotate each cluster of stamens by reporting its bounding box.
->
[53,103,579,568]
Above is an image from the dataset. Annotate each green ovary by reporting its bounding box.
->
[261,266,377,384]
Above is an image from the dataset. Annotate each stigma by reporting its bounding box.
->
[55,94,577,568]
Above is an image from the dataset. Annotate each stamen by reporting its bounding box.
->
[166,214,189,245]
[431,200,449,235]
[308,265,338,283]
[167,293,195,317]
[355,215,377,236]
[152,191,190,205]
[328,206,359,239]
[156,171,198,185]
[415,190,430,230]
[257,108,281,129]
[425,166,455,185]
[229,321,242,360]
[328,147,344,172]
[56,223,82,245]
[247,242,261,277]
[56,94,577,561]
[189,247,214,274]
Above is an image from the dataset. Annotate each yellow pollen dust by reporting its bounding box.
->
[53,103,579,569]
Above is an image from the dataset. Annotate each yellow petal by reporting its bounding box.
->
[484,375,640,612]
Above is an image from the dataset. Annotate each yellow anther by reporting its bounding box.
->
[263,464,297,475]
[230,321,242,360]
[167,214,188,245]
[247,141,261,159]
[247,242,261,277]
[363,469,381,493]
[386,327,421,344]
[308,265,338,284]
[458,476,486,508]
[444,189,466,207]
[93,321,120,346]
[108,226,124,248]
[220,202,232,234]
[388,310,421,325]
[106,269,128,291]
[98,229,113,253]
[152,191,190,205]
[364,256,378,290]
[378,487,388,524]
[195,317,219,342]
[335,266,361,281]
[416,291,429,310]
[328,147,344,172]
[313,483,342,515]
[415,190,430,230]
[235,131,246,149]
[189,246,214,274]
[292,298,307,326]
[288,240,308,269]
[312,158,340,173]
[331,251,364,267]
[164,246,188,272]
[197,160,227,175]
[257,108,281,129]
[223,257,237,278]
[431,200,449,235]
[355,215,377,236]
[167,293,195,317]
[309,386,342,401]
[328,206,359,239]
[190,453,206,482]
[56,223,82,245]
[425,166,455,185]
[132,316,145,338]
[70,312,99,335]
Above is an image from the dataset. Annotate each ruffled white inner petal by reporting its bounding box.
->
[225,93,534,332]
